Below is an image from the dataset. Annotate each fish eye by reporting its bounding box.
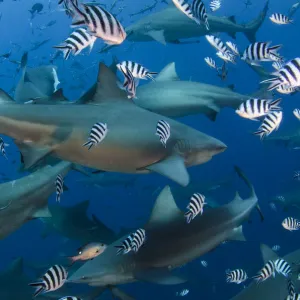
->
[79,251,82,255]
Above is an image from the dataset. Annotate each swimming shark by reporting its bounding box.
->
[100,1,268,52]
[264,127,300,150]
[0,161,72,239]
[0,63,226,186]
[68,167,262,288]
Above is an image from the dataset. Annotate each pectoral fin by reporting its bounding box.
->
[146,30,166,45]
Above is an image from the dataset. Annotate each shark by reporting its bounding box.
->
[0,63,226,186]
[100,1,268,52]
[0,161,72,240]
[264,127,300,150]
[68,167,262,288]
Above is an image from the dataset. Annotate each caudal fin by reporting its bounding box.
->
[28,282,45,298]
[244,1,269,42]
[53,45,72,60]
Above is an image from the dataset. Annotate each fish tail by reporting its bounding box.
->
[269,98,282,110]
[184,211,193,224]
[28,282,46,297]
[114,246,125,255]
[260,78,282,91]
[147,72,158,81]
[53,45,72,60]
[70,0,86,27]
[268,44,282,53]
[253,130,266,140]
[82,141,94,150]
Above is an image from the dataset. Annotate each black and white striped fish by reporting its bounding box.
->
[236,98,281,120]
[270,13,292,25]
[216,51,236,64]
[29,265,68,297]
[131,228,146,253]
[262,58,300,91]
[282,217,300,231]
[294,109,300,121]
[288,294,300,300]
[226,41,240,56]
[204,57,217,69]
[55,174,64,203]
[119,66,137,99]
[156,120,171,148]
[115,233,135,255]
[253,111,283,139]
[54,28,96,60]
[69,1,126,45]
[274,259,291,277]
[0,137,7,160]
[172,0,194,19]
[59,0,78,18]
[117,61,157,81]
[242,42,283,63]
[294,171,300,180]
[253,260,276,283]
[226,269,248,284]
[59,297,82,300]
[83,122,108,150]
[287,279,295,298]
[185,193,206,224]
[210,0,221,12]
[191,0,210,30]
[206,35,229,54]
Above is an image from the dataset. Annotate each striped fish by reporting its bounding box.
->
[226,269,248,284]
[271,245,281,251]
[55,174,64,203]
[115,233,135,255]
[294,108,300,121]
[288,294,300,300]
[191,0,210,30]
[294,171,300,180]
[0,137,7,160]
[262,58,300,91]
[282,217,300,231]
[205,35,229,54]
[226,41,240,56]
[156,120,171,148]
[117,61,157,81]
[216,51,236,64]
[274,259,291,277]
[59,0,78,18]
[236,98,282,120]
[201,260,208,267]
[204,57,217,69]
[176,289,189,297]
[276,85,297,94]
[54,28,96,60]
[172,0,194,19]
[242,42,283,63]
[59,297,82,300]
[270,13,292,25]
[131,228,146,253]
[29,265,68,297]
[253,111,283,139]
[210,0,221,12]
[83,122,108,150]
[185,193,206,224]
[69,1,126,45]
[253,260,276,283]
[119,66,137,99]
[287,279,295,298]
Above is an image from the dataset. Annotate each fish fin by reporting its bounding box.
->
[50,88,68,102]
[31,206,52,219]
[20,52,28,71]
[260,244,279,263]
[146,186,182,228]
[0,89,15,103]
[146,30,166,45]
[228,15,236,24]
[228,225,246,242]
[227,84,235,91]
[28,282,45,297]
[268,44,282,52]
[134,268,187,285]
[155,62,180,82]
[206,104,220,121]
[145,154,189,187]
[269,98,282,110]
[110,287,135,300]
[15,142,53,171]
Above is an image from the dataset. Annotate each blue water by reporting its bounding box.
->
[0,0,299,299]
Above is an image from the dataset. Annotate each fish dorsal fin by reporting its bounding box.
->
[146,186,182,228]
[228,15,236,24]
[155,63,180,82]
[260,244,279,263]
[91,63,128,103]
[51,88,67,101]
[0,89,15,104]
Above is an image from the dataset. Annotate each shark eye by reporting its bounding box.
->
[79,251,82,255]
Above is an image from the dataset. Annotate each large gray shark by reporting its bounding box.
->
[0,161,72,239]
[68,167,262,288]
[100,1,268,52]
[264,127,300,149]
[0,63,226,186]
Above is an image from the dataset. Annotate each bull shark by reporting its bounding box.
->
[100,1,268,52]
[0,161,72,239]
[0,63,226,186]
[68,167,262,288]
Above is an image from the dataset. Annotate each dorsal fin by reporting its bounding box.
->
[146,186,182,228]
[0,89,15,104]
[228,15,236,24]
[51,88,67,101]
[156,63,180,82]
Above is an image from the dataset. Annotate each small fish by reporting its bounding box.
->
[236,98,282,120]
[176,289,189,297]
[216,51,236,64]
[119,66,137,99]
[69,1,126,45]
[226,41,240,56]
[253,111,283,139]
[172,0,194,19]
[274,259,291,277]
[204,57,217,69]
[270,13,292,25]
[269,202,277,211]
[191,0,209,30]
[282,217,300,231]
[131,228,146,252]
[58,297,82,300]
[294,171,300,180]
[276,195,285,203]
[29,265,68,297]
[253,260,276,283]
[226,269,248,284]
[185,193,206,224]
[115,233,135,255]
[0,138,7,159]
[205,35,229,54]
[54,28,97,60]
[287,279,295,298]
[271,245,281,252]
[210,0,221,12]
[156,120,171,148]
[201,260,208,267]
[55,174,64,203]
[288,294,300,300]
[262,58,300,91]
[83,122,108,150]
[117,61,157,81]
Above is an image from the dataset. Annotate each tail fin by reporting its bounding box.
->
[28,282,45,298]
[269,98,282,110]
[114,245,125,255]
[244,1,269,42]
[261,77,282,91]
[184,211,193,224]
[53,45,72,60]
[268,44,282,53]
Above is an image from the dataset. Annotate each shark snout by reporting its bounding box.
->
[208,139,227,155]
